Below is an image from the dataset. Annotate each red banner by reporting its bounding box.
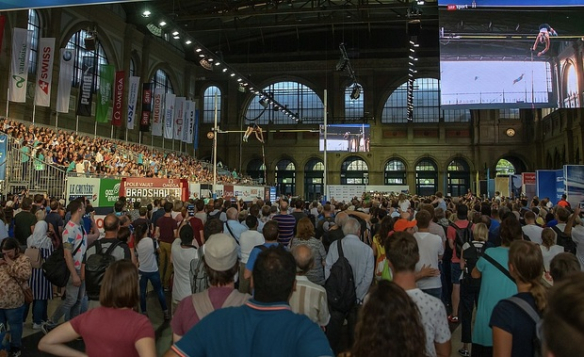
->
[223,185,234,199]
[0,16,5,55]
[522,172,536,185]
[111,71,125,127]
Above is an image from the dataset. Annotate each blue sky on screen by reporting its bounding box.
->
[0,0,147,10]
[438,0,584,6]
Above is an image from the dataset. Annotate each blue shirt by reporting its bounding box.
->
[171,300,333,357]
[224,220,248,242]
[246,242,281,272]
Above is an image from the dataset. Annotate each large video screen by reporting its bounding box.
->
[439,0,584,109]
[319,124,370,152]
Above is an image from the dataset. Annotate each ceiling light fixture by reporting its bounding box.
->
[142,10,151,17]
[159,21,166,27]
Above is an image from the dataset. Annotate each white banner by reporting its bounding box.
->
[164,93,175,139]
[34,37,56,107]
[56,48,74,113]
[173,97,185,140]
[8,28,32,103]
[127,76,140,130]
[182,100,193,143]
[151,88,164,137]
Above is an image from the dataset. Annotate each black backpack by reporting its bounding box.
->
[450,222,474,258]
[550,226,577,255]
[325,239,356,313]
[85,240,122,300]
[461,241,486,287]
[42,241,83,288]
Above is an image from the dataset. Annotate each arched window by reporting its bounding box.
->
[275,159,296,195]
[66,29,108,89]
[341,156,369,185]
[246,159,266,184]
[151,69,174,93]
[447,159,470,197]
[27,9,40,75]
[565,63,579,108]
[245,81,323,124]
[382,78,470,123]
[384,159,407,185]
[203,86,221,124]
[345,83,364,119]
[304,159,324,201]
[496,158,516,176]
[415,159,438,196]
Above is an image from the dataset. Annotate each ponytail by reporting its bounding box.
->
[509,240,548,311]
[530,279,548,311]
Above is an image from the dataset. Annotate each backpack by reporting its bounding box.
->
[207,210,222,222]
[324,239,357,313]
[190,248,208,294]
[42,240,83,288]
[461,241,486,287]
[550,226,577,255]
[505,296,542,357]
[373,236,392,281]
[450,222,474,258]
[85,240,122,300]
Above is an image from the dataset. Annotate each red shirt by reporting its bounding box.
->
[70,307,154,357]
[157,215,177,244]
[189,216,204,246]
[447,220,470,263]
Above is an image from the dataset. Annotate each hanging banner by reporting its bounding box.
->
[8,28,32,103]
[0,16,6,54]
[127,76,140,130]
[0,135,6,181]
[111,70,125,127]
[140,83,153,132]
[151,88,164,137]
[164,93,175,139]
[182,100,193,143]
[96,64,114,123]
[34,37,55,107]
[76,56,96,117]
[194,109,200,150]
[56,48,74,113]
[173,97,185,140]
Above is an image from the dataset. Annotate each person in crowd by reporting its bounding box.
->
[272,199,296,247]
[549,252,581,283]
[14,197,36,250]
[540,227,564,272]
[446,204,470,324]
[325,217,374,355]
[522,211,543,244]
[238,215,265,294]
[244,220,280,280]
[491,240,547,357]
[170,225,199,314]
[348,280,428,357]
[289,245,330,328]
[164,246,333,357]
[154,201,176,291]
[223,207,248,244]
[0,238,32,357]
[45,199,64,243]
[24,221,54,330]
[563,207,584,269]
[171,233,249,342]
[194,199,207,226]
[135,222,170,320]
[290,217,327,286]
[0,208,10,244]
[43,200,88,334]
[414,210,443,299]
[470,217,521,357]
[541,272,584,357]
[458,222,488,357]
[385,232,451,357]
[38,260,156,357]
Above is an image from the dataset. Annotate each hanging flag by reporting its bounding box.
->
[164,93,175,139]
[140,83,153,132]
[193,109,200,150]
[183,100,194,143]
[111,70,125,127]
[151,88,164,137]
[56,48,74,113]
[96,64,114,123]
[34,38,56,107]
[8,28,32,103]
[127,76,140,130]
[173,97,185,140]
[76,55,96,117]
[0,16,6,54]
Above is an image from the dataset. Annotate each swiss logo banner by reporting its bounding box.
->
[34,37,55,107]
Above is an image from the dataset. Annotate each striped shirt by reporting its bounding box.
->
[289,275,330,327]
[272,214,296,246]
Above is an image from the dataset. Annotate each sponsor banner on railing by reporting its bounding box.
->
[188,182,201,200]
[120,177,188,202]
[66,177,100,206]
[0,135,7,181]
[233,185,265,201]
[98,178,121,207]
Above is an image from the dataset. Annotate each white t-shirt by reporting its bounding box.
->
[540,245,564,271]
[414,232,444,290]
[239,230,265,264]
[522,224,543,244]
[136,237,159,273]
[571,225,584,270]
[171,238,198,303]
[406,288,451,357]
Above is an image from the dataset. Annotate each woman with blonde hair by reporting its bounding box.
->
[39,260,156,357]
[291,217,326,285]
[540,227,564,271]
[491,240,547,357]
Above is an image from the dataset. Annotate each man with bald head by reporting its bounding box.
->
[272,199,296,247]
[289,245,330,328]
[223,207,248,244]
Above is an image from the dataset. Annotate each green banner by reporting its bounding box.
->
[96,64,114,123]
[98,178,121,207]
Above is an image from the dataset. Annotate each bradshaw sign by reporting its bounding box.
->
[119,177,188,202]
